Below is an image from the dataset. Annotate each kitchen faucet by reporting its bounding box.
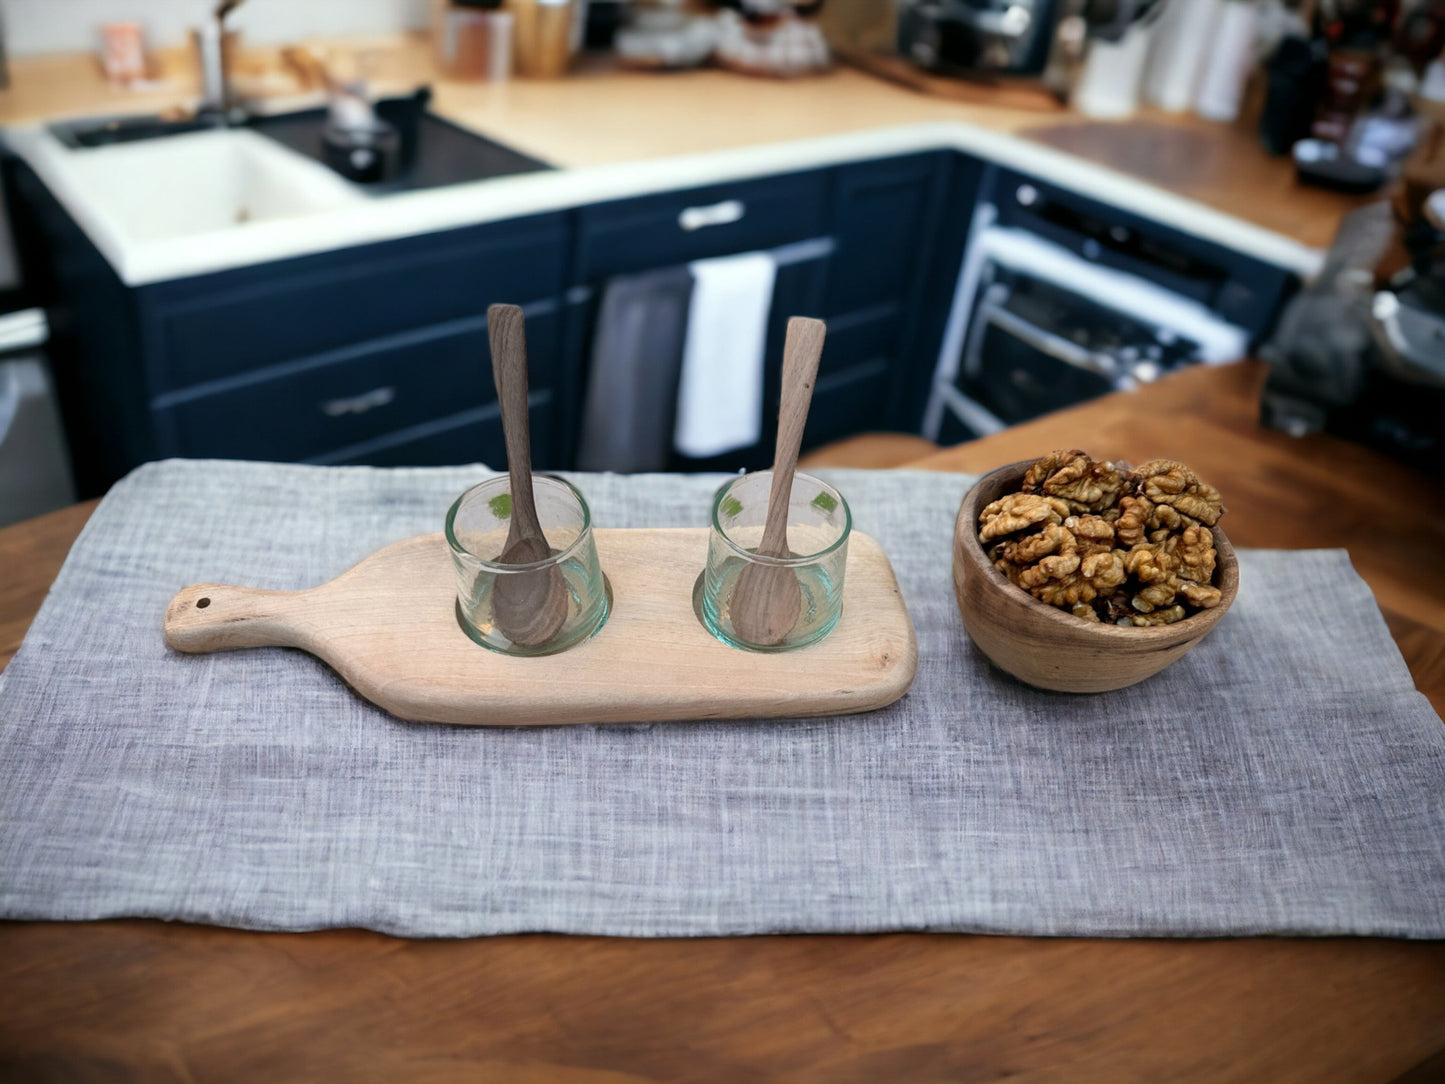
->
[197,0,245,117]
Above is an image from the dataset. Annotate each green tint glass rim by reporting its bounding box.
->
[710,470,852,567]
[446,474,594,573]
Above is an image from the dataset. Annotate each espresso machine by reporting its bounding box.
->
[895,0,1161,78]
[897,0,1063,75]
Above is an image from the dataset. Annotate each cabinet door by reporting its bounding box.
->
[574,170,830,282]
[824,153,947,317]
[154,305,563,467]
[807,151,954,444]
[313,396,554,470]
[566,172,832,473]
[140,213,568,393]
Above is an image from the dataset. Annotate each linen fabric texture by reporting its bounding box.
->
[1,460,1442,939]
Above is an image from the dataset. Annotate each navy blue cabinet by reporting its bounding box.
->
[809,151,960,447]
[565,153,960,471]
[5,158,155,496]
[137,216,570,479]
[564,168,834,472]
[5,147,572,497]
[151,303,561,464]
[575,170,831,281]
[7,139,1290,497]
[140,216,567,392]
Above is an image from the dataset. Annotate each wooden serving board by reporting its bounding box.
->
[164,528,918,727]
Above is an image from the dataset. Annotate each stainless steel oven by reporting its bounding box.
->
[923,196,1252,442]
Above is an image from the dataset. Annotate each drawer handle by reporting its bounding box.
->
[320,386,396,417]
[678,199,745,231]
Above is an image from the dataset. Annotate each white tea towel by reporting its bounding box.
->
[673,250,776,457]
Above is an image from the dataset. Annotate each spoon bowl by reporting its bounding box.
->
[729,556,803,647]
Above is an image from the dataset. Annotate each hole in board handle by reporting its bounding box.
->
[196,597,211,609]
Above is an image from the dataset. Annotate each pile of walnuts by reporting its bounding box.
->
[977,449,1226,626]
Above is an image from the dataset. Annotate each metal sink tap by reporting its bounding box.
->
[197,0,246,117]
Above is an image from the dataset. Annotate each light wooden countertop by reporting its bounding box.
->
[0,34,1367,251]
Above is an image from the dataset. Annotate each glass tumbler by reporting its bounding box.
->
[446,475,609,656]
[700,471,851,652]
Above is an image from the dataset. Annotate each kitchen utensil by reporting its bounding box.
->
[953,461,1239,693]
[285,46,403,183]
[727,316,825,647]
[486,303,568,647]
[512,0,577,78]
[435,4,514,81]
[321,117,401,183]
[702,470,850,652]
[448,474,609,656]
[163,527,917,725]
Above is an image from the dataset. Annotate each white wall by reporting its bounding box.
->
[1,0,432,56]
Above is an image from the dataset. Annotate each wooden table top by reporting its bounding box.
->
[1,361,1442,1082]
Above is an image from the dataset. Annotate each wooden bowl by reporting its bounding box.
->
[952,461,1239,693]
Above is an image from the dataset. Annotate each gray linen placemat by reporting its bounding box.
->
[2,459,1442,939]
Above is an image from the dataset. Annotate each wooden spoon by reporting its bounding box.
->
[486,303,568,648]
[729,316,827,647]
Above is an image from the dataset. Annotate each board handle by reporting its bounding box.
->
[164,583,309,654]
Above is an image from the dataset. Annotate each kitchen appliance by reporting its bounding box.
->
[922,179,1252,443]
[895,0,1162,79]
[1261,200,1445,469]
[897,0,1063,76]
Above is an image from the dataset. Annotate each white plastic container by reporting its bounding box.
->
[1073,21,1156,120]
[1194,0,1260,123]
[1144,0,1226,113]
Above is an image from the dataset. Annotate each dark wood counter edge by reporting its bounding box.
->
[2,361,1443,1083]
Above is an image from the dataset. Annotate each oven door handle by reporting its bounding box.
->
[981,301,1121,382]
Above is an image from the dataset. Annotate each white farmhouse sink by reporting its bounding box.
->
[6,123,371,282]
[52,127,365,243]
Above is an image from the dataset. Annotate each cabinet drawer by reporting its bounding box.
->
[142,214,568,391]
[316,399,555,470]
[156,308,560,464]
[817,304,902,379]
[825,153,944,317]
[575,170,830,281]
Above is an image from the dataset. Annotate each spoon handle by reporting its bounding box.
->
[759,316,826,556]
[488,303,542,534]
